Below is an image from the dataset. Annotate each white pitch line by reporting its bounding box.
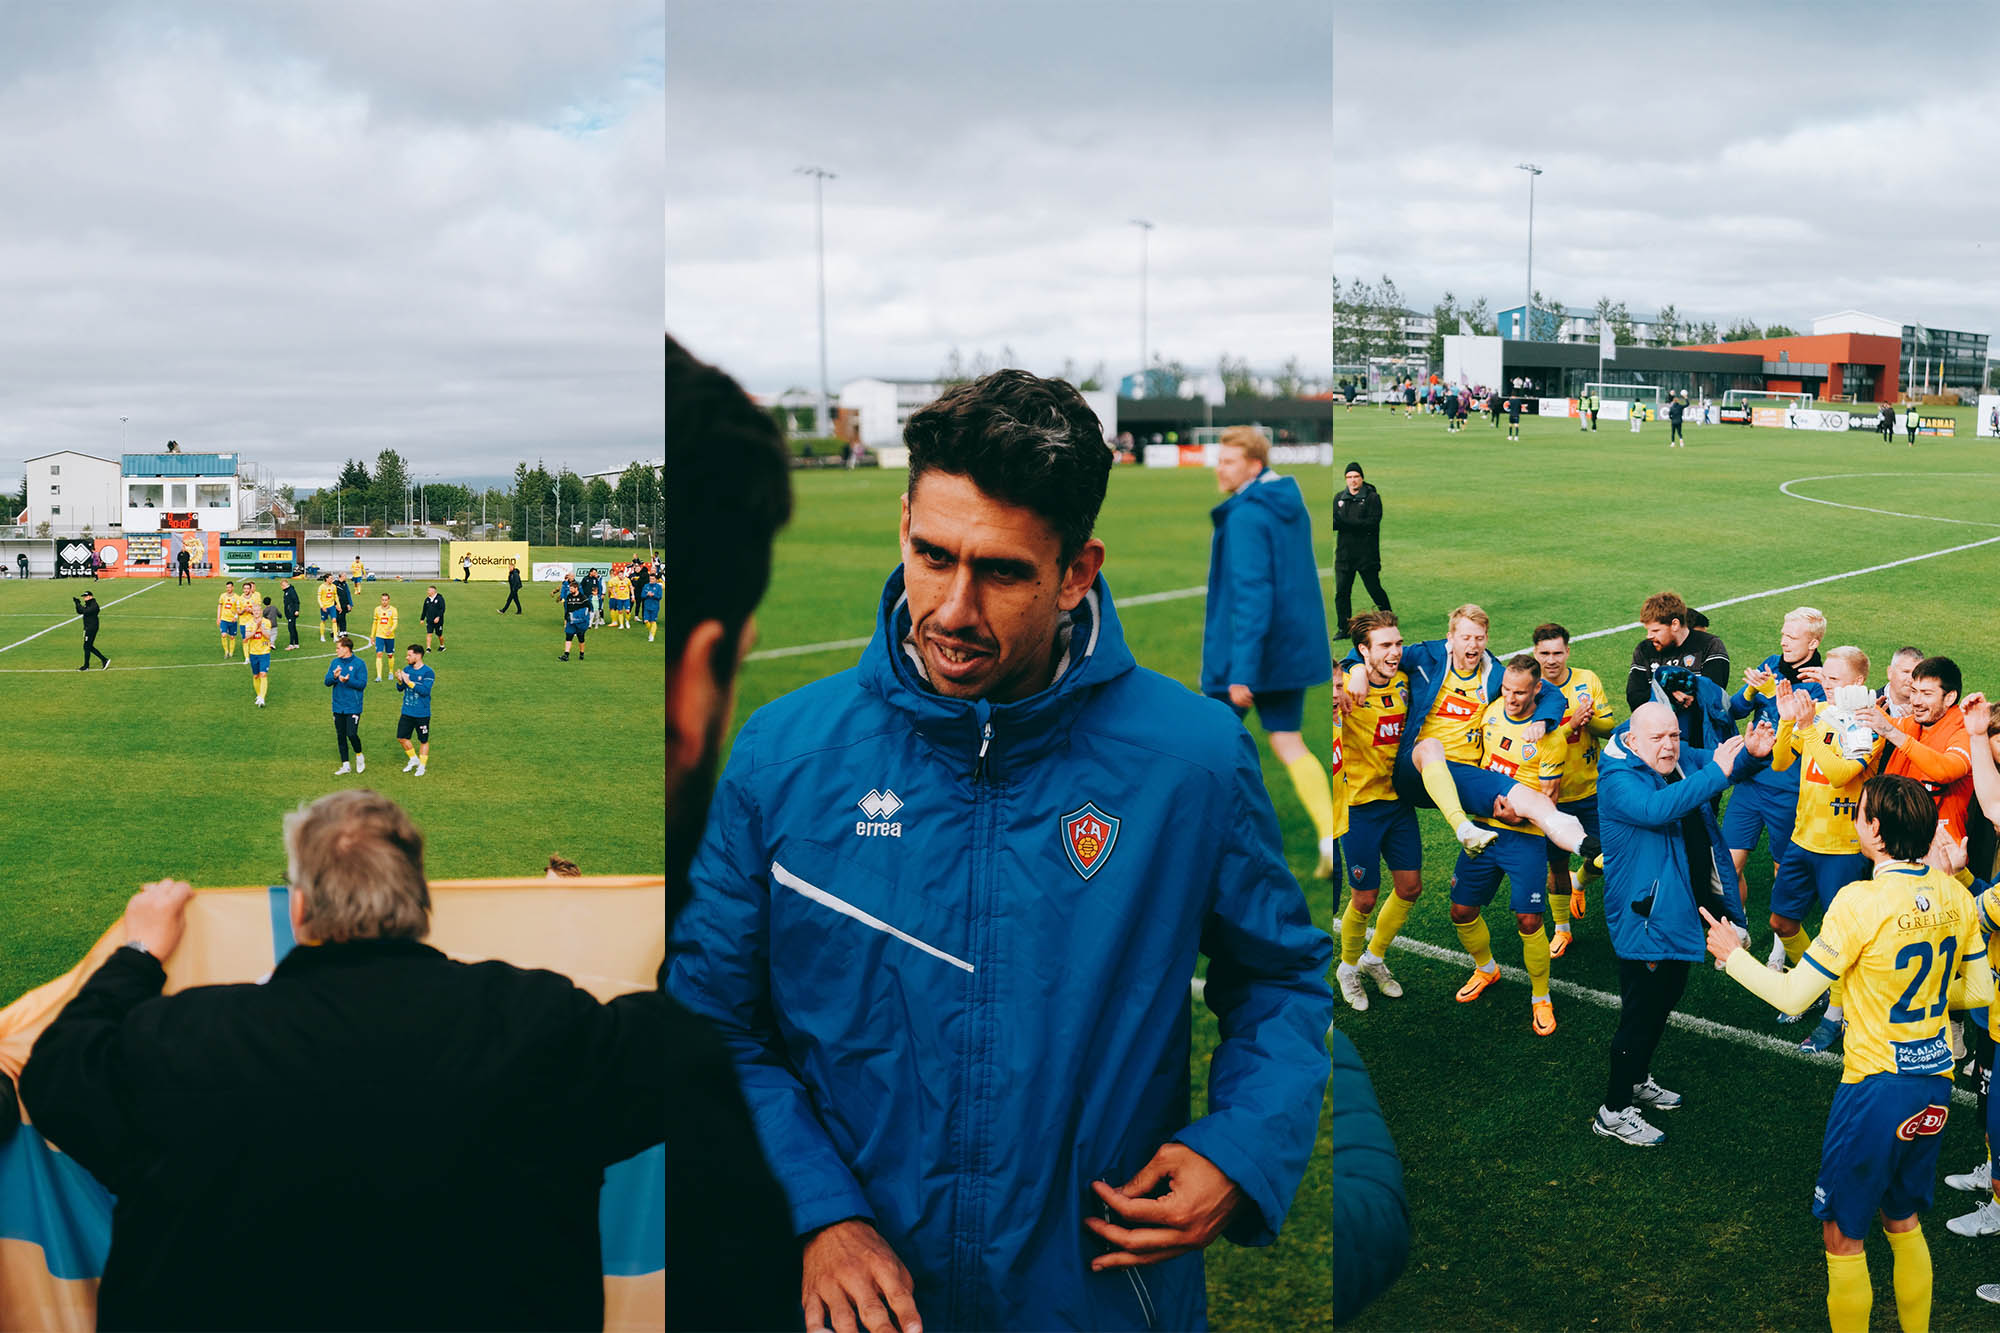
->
[1777,472,2000,529]
[0,650,340,675]
[0,581,165,655]
[746,566,1338,662]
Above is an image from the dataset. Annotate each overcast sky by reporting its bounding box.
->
[1336,0,1999,339]
[0,1,662,492]
[667,0,1330,398]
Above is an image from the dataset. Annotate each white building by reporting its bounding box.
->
[1812,309,1903,339]
[841,377,1116,449]
[580,458,664,486]
[23,451,122,535]
[121,451,242,533]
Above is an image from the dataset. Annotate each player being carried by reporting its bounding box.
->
[369,593,399,682]
[1705,774,1990,1333]
[1532,623,1619,958]
[1767,649,1887,1053]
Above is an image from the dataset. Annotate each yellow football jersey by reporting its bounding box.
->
[1772,702,1884,855]
[218,592,238,621]
[1327,725,1350,842]
[244,621,271,653]
[1802,863,1983,1083]
[1416,664,1489,764]
[1469,699,1564,835]
[1341,665,1410,807]
[1551,667,1616,803]
[372,605,398,637]
[317,583,339,609]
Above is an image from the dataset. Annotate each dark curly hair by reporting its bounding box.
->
[902,370,1110,564]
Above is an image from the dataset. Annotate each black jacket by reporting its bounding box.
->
[282,584,300,617]
[422,592,445,623]
[175,551,190,571]
[1627,626,1731,710]
[72,596,100,634]
[1332,482,1384,565]
[22,938,664,1332]
[508,567,523,590]
[336,581,353,612]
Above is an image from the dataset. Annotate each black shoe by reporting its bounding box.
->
[78,664,87,671]
[101,659,110,669]
[558,653,568,661]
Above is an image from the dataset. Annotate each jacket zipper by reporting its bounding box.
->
[954,701,996,1324]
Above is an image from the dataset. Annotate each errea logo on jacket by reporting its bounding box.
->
[856,788,903,837]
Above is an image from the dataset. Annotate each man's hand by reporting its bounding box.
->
[1796,665,1828,687]
[1085,1142,1244,1271]
[1710,735,1745,775]
[1744,721,1777,759]
[1699,906,1740,965]
[1964,691,1991,738]
[1227,684,1254,711]
[123,880,192,961]
[801,1219,922,1333]
[1860,700,1901,743]
[1927,826,1970,877]
[1743,666,1775,692]
[1669,690,1695,710]
[1521,721,1547,745]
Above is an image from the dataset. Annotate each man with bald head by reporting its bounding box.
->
[1592,701,1774,1146]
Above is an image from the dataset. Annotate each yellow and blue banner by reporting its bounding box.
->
[0,877,665,1333]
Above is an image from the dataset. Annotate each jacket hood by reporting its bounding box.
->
[1213,467,1305,522]
[857,565,1137,778]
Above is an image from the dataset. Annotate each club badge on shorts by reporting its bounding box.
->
[1061,802,1121,881]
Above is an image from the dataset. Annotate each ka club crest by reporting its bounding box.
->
[1061,802,1121,881]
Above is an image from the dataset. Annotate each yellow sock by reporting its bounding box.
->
[1283,753,1337,843]
[400,741,415,758]
[1341,899,1371,966]
[254,677,266,701]
[1454,915,1493,969]
[1520,928,1550,998]
[1825,1251,1870,1333]
[1418,757,1472,827]
[1885,1225,1931,1333]
[1548,874,1571,927]
[1368,892,1415,957]
[1783,930,1808,966]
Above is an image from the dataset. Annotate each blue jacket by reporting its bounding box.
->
[1330,1030,1409,1325]
[1598,732,1762,960]
[324,656,367,713]
[1349,638,1567,770]
[1725,651,1824,792]
[672,569,1334,1331]
[1200,468,1331,696]
[1665,672,1740,754]
[396,663,435,718]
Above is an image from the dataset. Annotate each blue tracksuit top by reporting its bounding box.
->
[1199,467,1332,696]
[1725,650,1825,792]
[672,568,1334,1331]
[395,663,434,718]
[324,656,367,713]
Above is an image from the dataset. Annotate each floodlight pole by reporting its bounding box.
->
[1130,219,1153,397]
[797,166,836,436]
[1516,163,1542,344]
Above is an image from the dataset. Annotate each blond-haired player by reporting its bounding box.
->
[370,593,399,682]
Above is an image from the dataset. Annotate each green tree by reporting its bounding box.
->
[1722,318,1763,342]
[369,450,410,527]
[1530,290,1566,342]
[557,469,585,536]
[1464,297,1493,336]
[11,475,26,517]
[336,458,371,492]
[1273,356,1306,399]
[1765,323,1801,339]
[1653,304,1681,348]
[1425,291,1461,367]
[1691,320,1720,345]
[1217,352,1257,400]
[1611,302,1636,347]
[1077,361,1106,391]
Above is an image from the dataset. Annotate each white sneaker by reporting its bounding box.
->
[1455,821,1498,857]
[1947,1199,2000,1237]
[255,696,265,707]
[334,762,352,775]
[356,754,366,773]
[1336,963,1369,1012]
[412,763,425,776]
[1952,1017,1967,1063]
[1766,936,1789,972]
[403,756,419,772]
[1592,1104,1664,1147]
[1980,1283,2000,1305]
[1358,954,1403,998]
[1946,1161,1993,1194]
[1631,1076,1684,1111]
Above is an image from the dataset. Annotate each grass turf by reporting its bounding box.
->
[0,564,665,1007]
[1333,400,2000,1331]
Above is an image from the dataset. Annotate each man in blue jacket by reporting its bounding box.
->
[1593,702,1773,1146]
[324,635,368,776]
[1202,426,1337,877]
[392,644,434,777]
[673,371,1334,1332]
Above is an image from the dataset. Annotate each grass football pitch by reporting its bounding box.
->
[0,563,666,1008]
[741,402,2000,1330]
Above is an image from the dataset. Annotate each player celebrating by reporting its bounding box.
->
[216,580,241,659]
[324,635,368,775]
[393,644,434,776]
[1335,611,1422,1011]
[639,566,663,642]
[1705,775,1990,1333]
[1725,608,1828,965]
[316,575,340,642]
[1446,655,1569,1034]
[244,599,274,707]
[369,593,398,682]
[1532,623,1618,958]
[558,575,591,661]
[1769,650,1887,1052]
[420,584,446,652]
[608,567,632,629]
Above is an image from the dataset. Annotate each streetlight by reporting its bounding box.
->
[797,166,836,437]
[119,416,128,452]
[1515,163,1542,343]
[1129,219,1154,397]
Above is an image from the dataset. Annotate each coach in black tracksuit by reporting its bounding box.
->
[333,576,353,633]
[281,579,301,649]
[175,549,191,585]
[499,562,524,614]
[73,592,107,670]
[1332,462,1392,638]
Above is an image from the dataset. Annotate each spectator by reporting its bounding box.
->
[19,789,664,1331]
[499,560,524,614]
[1905,402,1920,445]
[663,332,801,1331]
[176,547,192,585]
[1332,461,1391,638]
[72,591,108,671]
[460,552,472,582]
[1667,393,1686,447]
[280,577,301,650]
[15,551,27,579]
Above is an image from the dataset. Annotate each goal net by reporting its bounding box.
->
[1723,388,1811,409]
